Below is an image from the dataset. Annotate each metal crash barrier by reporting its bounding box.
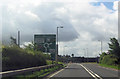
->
[0,64,63,77]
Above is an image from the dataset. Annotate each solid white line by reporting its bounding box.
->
[80,64,98,79]
[49,64,69,77]
[49,68,64,77]
[88,69,103,79]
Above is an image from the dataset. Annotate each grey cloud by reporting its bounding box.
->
[2,3,79,45]
[73,16,113,42]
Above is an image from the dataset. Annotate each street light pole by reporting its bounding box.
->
[98,40,102,54]
[56,26,63,64]
[56,27,58,63]
[18,31,20,47]
[64,46,67,56]
[83,49,85,57]
[86,48,88,62]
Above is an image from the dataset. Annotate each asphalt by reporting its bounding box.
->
[48,63,119,79]
[82,63,119,77]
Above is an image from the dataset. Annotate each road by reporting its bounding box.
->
[48,63,119,79]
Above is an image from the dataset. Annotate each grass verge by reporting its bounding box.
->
[99,64,120,70]
[2,65,64,79]
[14,65,64,79]
[46,60,65,65]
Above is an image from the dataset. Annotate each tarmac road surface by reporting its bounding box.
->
[48,63,119,79]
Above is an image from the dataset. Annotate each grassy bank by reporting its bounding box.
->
[46,60,65,65]
[9,64,64,79]
[99,64,120,70]
[2,46,50,71]
[23,65,63,78]
[83,62,97,64]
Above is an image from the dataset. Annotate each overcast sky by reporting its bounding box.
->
[1,0,118,57]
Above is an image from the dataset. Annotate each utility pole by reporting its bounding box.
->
[18,31,20,47]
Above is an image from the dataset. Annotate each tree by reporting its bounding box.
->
[108,38,120,62]
[72,54,74,57]
[10,36,17,46]
[24,41,34,51]
[99,52,107,63]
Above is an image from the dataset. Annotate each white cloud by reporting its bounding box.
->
[2,1,118,57]
[25,11,41,21]
[113,1,118,10]
[58,2,117,57]
[20,42,32,48]
[55,7,67,14]
[2,0,42,6]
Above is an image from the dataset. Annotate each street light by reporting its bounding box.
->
[86,48,88,62]
[56,26,63,64]
[64,46,67,56]
[83,49,86,57]
[83,48,88,62]
[98,40,103,54]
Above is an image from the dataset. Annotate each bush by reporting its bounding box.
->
[99,52,107,63]
[101,54,118,65]
[2,46,47,71]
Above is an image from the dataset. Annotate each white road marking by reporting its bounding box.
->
[49,63,103,79]
[88,69,102,79]
[49,69,64,77]
[80,64,103,79]
[49,65,69,78]
[80,64,97,79]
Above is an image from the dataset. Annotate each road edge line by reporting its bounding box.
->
[48,64,69,78]
[49,68,64,77]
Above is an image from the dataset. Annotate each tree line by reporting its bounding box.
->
[99,38,120,65]
[2,37,51,71]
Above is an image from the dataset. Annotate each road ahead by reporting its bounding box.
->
[49,63,119,79]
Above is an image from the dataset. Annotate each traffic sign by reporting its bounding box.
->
[34,34,56,60]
